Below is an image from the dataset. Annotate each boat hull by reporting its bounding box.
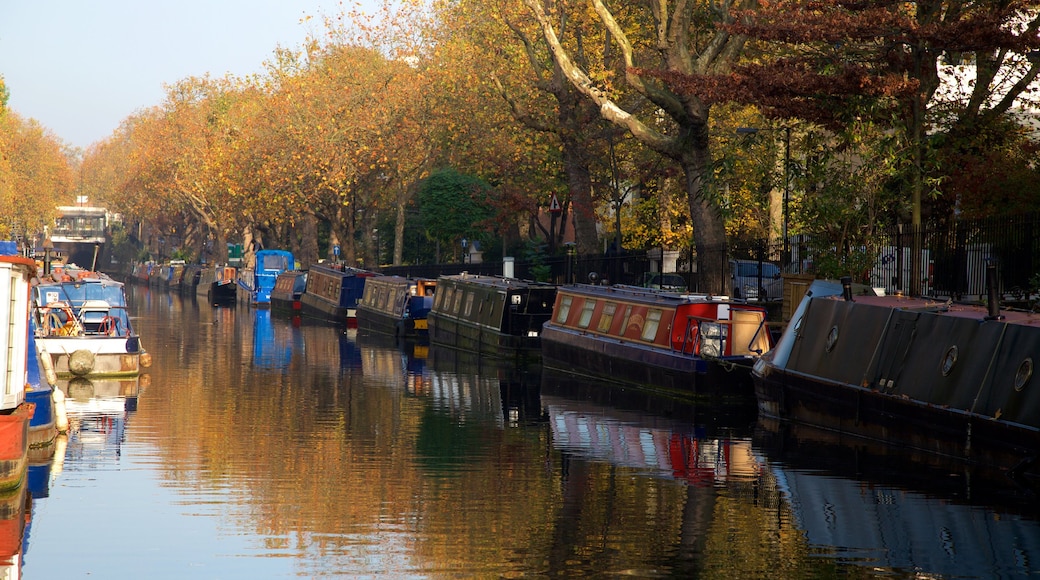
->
[299,265,369,326]
[755,365,1040,475]
[356,276,434,339]
[428,274,556,360]
[753,280,1040,476]
[0,404,32,492]
[541,325,755,400]
[36,335,142,378]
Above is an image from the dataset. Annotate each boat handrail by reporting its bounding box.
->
[678,312,772,356]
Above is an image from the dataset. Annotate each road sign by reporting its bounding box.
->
[549,192,562,213]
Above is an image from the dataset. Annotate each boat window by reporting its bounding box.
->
[597,302,617,333]
[642,309,662,341]
[556,296,573,323]
[464,292,476,318]
[452,288,465,315]
[261,254,290,270]
[617,305,631,336]
[485,291,504,330]
[578,299,596,328]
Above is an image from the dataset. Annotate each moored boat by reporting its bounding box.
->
[752,277,1040,477]
[356,275,436,339]
[299,264,372,326]
[541,284,773,398]
[236,249,295,308]
[31,265,150,380]
[0,244,39,491]
[198,264,237,305]
[427,274,557,358]
[270,270,307,317]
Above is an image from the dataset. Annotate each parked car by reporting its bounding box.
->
[641,272,688,292]
[731,259,782,301]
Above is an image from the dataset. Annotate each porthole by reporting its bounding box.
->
[941,345,958,376]
[825,326,839,352]
[1014,358,1032,392]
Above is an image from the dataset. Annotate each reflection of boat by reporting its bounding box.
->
[62,385,138,468]
[542,284,772,398]
[300,264,372,326]
[270,270,307,317]
[428,274,557,358]
[541,370,759,484]
[0,483,27,574]
[31,266,149,379]
[759,418,1040,577]
[427,346,542,427]
[357,275,436,339]
[298,321,362,371]
[753,278,1040,476]
[237,249,295,307]
[252,309,299,370]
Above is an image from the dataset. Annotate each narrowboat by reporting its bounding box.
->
[356,275,436,339]
[0,244,39,491]
[752,276,1040,477]
[270,270,307,317]
[427,274,557,358]
[236,249,295,308]
[25,332,63,457]
[299,264,372,326]
[541,284,773,398]
[31,265,151,379]
[198,264,237,305]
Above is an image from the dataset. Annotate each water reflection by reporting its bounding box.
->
[18,290,1040,579]
[757,418,1040,578]
[541,371,759,485]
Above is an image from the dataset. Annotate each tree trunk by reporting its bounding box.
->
[557,91,601,255]
[394,185,408,266]
[298,212,319,268]
[682,143,728,295]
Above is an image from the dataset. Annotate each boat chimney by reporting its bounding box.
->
[840,276,853,301]
[985,258,1002,320]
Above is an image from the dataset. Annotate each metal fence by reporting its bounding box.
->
[380,213,1040,302]
[785,214,1040,300]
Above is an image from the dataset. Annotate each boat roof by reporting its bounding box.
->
[559,283,758,308]
[817,292,1040,329]
[440,273,556,290]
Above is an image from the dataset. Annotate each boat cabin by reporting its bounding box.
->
[549,285,772,358]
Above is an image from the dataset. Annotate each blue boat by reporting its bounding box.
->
[356,276,436,339]
[0,242,39,492]
[299,264,373,326]
[236,249,295,308]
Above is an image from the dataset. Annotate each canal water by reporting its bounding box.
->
[18,286,1040,578]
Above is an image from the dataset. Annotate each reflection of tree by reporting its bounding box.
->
[130,296,839,575]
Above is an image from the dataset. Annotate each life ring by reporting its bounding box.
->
[98,316,120,336]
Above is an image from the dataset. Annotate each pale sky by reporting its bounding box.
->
[0,0,356,149]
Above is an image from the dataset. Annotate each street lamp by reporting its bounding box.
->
[737,126,791,269]
[373,228,379,268]
[43,237,54,276]
[461,238,469,264]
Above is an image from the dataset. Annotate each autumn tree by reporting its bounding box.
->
[0,111,72,240]
[653,0,1040,291]
[524,0,754,294]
